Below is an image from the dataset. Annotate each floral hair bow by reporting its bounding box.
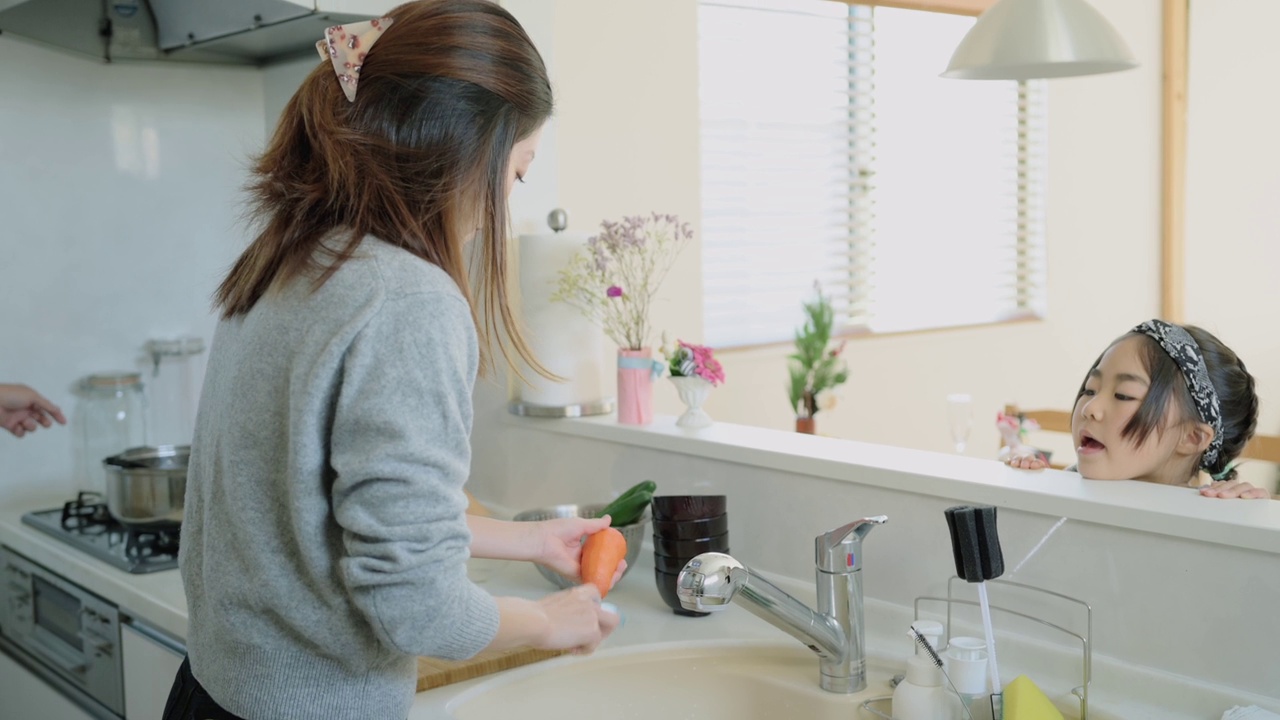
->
[315,17,394,102]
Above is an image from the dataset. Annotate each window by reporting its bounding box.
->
[699,0,1046,348]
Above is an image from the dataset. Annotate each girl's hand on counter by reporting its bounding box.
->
[1004,449,1049,471]
[1200,479,1272,500]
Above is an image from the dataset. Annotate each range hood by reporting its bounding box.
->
[0,0,379,66]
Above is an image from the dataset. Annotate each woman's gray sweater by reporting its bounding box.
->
[180,237,500,719]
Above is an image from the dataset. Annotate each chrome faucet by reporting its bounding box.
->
[675,515,887,693]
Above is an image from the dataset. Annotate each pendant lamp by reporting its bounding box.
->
[942,0,1138,80]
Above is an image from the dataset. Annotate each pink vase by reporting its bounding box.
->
[617,348,657,425]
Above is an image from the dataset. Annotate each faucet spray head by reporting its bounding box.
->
[816,515,888,574]
[675,552,745,613]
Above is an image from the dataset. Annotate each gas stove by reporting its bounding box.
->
[21,492,180,574]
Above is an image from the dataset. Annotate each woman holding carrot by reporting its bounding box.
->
[167,3,619,719]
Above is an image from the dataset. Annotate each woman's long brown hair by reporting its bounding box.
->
[216,0,552,377]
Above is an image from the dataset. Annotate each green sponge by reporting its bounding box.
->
[1004,675,1064,720]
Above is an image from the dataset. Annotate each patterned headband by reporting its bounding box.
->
[315,17,394,102]
[1131,319,1224,469]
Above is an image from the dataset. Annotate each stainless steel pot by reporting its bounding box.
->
[102,445,188,528]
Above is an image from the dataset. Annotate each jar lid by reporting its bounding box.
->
[84,372,143,389]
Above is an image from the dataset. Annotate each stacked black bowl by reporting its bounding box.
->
[650,495,728,616]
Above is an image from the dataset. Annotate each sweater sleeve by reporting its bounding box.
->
[329,290,500,661]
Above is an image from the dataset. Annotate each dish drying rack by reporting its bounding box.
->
[862,576,1093,720]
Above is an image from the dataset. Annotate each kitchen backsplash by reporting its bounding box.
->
[0,37,263,504]
[0,6,561,508]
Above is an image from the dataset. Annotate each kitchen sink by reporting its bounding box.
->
[445,640,896,720]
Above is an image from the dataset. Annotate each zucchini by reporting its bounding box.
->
[595,480,657,526]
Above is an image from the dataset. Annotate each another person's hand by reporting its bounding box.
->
[1003,448,1049,471]
[0,383,67,438]
[1199,479,1272,500]
[536,584,621,654]
[536,515,625,582]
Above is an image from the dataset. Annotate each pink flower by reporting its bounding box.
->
[606,285,624,298]
[672,340,725,386]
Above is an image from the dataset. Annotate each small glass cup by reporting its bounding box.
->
[947,393,974,454]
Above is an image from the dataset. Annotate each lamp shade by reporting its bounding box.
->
[942,0,1138,80]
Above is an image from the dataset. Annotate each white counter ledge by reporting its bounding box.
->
[498,413,1280,553]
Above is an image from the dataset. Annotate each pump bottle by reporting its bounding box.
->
[892,621,962,720]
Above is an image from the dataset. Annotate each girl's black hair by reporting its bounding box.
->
[1076,325,1258,480]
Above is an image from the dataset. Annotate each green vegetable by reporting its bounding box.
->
[595,480,656,526]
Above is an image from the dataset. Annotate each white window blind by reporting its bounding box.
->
[699,0,1046,348]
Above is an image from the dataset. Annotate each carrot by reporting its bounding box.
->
[580,527,628,599]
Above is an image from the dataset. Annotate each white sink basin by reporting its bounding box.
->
[445,640,896,720]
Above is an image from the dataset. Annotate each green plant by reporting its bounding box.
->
[787,289,849,419]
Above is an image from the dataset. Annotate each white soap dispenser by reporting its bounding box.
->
[892,621,961,720]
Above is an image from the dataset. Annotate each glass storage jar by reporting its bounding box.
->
[73,372,148,496]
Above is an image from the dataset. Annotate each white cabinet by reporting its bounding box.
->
[121,623,184,720]
[0,648,97,720]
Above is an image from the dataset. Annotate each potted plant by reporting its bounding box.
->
[553,213,693,425]
[787,288,848,434]
[661,335,725,429]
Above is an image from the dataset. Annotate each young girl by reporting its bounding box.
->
[168,3,620,719]
[1006,319,1270,500]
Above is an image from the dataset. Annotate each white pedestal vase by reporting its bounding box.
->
[670,376,714,429]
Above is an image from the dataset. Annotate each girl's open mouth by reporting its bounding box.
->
[1079,432,1106,454]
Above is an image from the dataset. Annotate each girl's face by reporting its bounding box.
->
[1071,336,1188,483]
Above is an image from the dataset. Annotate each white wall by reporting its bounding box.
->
[0,37,264,507]
[505,0,1168,464]
[1186,0,1280,437]
[2,0,1269,496]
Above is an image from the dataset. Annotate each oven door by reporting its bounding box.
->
[0,635,113,719]
[1,548,123,718]
[29,573,93,670]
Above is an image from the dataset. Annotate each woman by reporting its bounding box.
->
[166,3,620,718]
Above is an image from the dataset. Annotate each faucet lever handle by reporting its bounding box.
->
[816,515,887,573]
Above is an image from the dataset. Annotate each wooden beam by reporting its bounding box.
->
[830,0,994,17]
[1161,0,1189,322]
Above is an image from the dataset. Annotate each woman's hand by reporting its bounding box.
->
[470,516,626,585]
[0,383,66,438]
[491,587,622,655]
[535,584,622,654]
[535,515,627,583]
[1199,480,1272,500]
